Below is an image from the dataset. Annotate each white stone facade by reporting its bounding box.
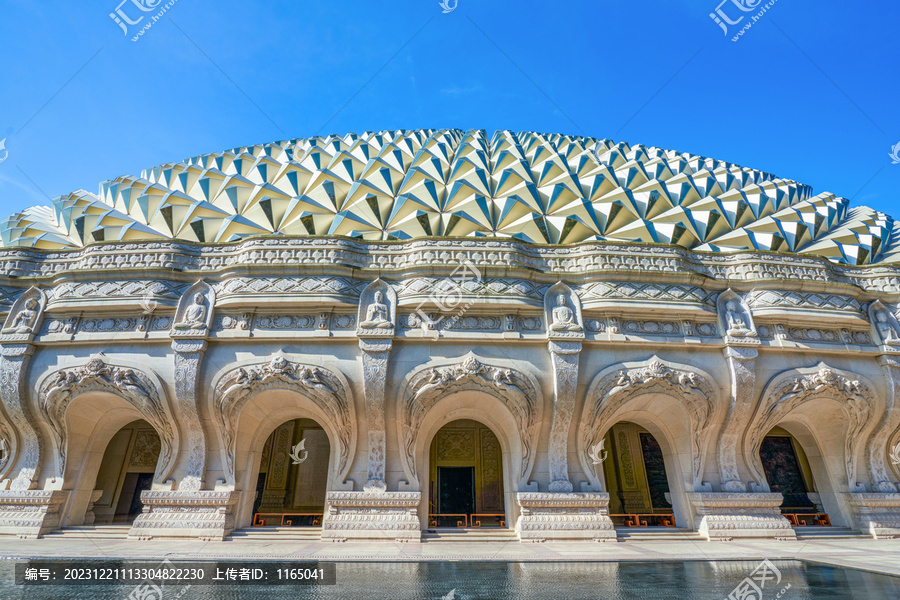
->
[0,238,899,541]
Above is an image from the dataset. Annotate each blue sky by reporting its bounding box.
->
[0,0,897,220]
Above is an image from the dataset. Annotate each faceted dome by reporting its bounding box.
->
[1,129,895,265]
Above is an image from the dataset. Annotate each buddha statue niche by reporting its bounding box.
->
[550,294,581,332]
[875,310,900,345]
[725,301,752,336]
[2,298,39,334]
[174,293,208,330]
[360,291,392,329]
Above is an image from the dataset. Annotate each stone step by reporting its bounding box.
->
[44,525,132,539]
[228,527,323,541]
[422,529,519,542]
[793,527,870,539]
[616,527,705,541]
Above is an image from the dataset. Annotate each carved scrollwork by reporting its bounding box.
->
[38,356,175,478]
[748,363,875,490]
[402,354,538,480]
[582,357,717,489]
[212,353,354,479]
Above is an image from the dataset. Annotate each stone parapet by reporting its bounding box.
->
[688,493,796,541]
[0,490,69,538]
[322,491,421,542]
[129,490,241,541]
[515,492,616,542]
[845,493,900,539]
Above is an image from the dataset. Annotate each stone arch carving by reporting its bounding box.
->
[400,353,539,483]
[748,363,876,491]
[212,352,355,482]
[37,354,177,480]
[580,356,719,490]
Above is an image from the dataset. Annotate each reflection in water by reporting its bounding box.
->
[1,559,898,600]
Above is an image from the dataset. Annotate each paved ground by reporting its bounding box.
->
[0,536,899,577]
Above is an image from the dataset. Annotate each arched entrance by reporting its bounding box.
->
[759,426,829,526]
[602,421,676,527]
[428,419,506,529]
[90,419,160,524]
[250,418,331,528]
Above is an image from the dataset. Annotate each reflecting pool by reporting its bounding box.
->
[1,559,898,599]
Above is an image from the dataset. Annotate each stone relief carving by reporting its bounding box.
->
[717,346,758,492]
[213,353,354,481]
[359,338,391,492]
[171,340,208,491]
[0,288,45,343]
[170,281,214,337]
[748,363,874,492]
[357,279,396,335]
[0,344,42,490]
[0,418,13,478]
[623,320,680,335]
[545,282,583,338]
[869,300,900,347]
[38,355,175,479]
[717,290,757,339]
[402,354,538,481]
[581,357,717,489]
[547,341,581,493]
[867,355,900,492]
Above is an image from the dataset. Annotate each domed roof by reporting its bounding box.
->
[1,129,895,265]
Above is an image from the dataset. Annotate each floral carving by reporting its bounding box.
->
[748,363,874,490]
[213,354,353,480]
[582,358,716,488]
[39,356,174,478]
[403,354,537,480]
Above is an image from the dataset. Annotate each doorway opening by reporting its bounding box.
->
[91,420,159,524]
[760,427,830,526]
[428,419,505,528]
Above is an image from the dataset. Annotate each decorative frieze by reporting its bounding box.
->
[129,491,241,541]
[844,493,900,539]
[515,492,616,542]
[0,490,69,538]
[688,493,796,541]
[322,491,421,542]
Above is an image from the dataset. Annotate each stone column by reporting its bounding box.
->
[360,338,391,492]
[130,281,240,541]
[717,346,758,492]
[321,279,422,541]
[547,340,580,493]
[0,288,69,538]
[843,354,900,538]
[515,282,614,541]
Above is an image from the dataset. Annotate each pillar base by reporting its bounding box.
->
[129,491,241,541]
[845,493,900,539]
[0,490,69,538]
[688,493,796,541]
[322,491,421,542]
[515,492,616,542]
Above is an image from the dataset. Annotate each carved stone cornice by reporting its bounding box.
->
[402,354,538,480]
[213,354,354,481]
[749,363,875,491]
[582,357,717,489]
